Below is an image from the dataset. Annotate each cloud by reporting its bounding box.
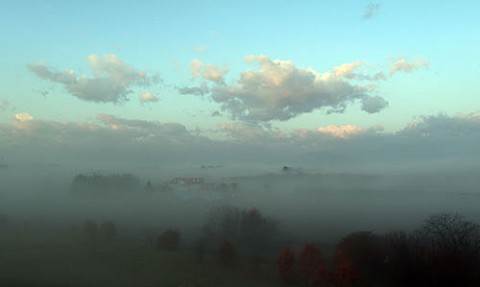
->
[333,61,363,79]
[190,59,227,84]
[390,55,430,75]
[332,61,386,81]
[14,113,33,122]
[95,113,194,142]
[363,2,380,20]
[138,92,159,104]
[400,112,480,138]
[2,112,480,170]
[293,125,365,141]
[361,96,389,113]
[204,55,385,122]
[218,122,275,141]
[194,45,208,53]
[211,110,221,117]
[178,84,210,96]
[317,125,363,139]
[27,54,159,103]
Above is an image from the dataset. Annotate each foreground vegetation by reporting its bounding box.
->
[1,209,480,286]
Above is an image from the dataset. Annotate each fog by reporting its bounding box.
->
[2,163,479,243]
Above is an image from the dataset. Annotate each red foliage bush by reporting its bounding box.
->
[333,249,362,287]
[298,243,325,278]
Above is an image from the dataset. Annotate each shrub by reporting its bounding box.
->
[156,229,180,251]
[333,249,362,287]
[277,248,296,284]
[0,213,7,227]
[218,239,236,267]
[100,221,117,242]
[83,219,98,243]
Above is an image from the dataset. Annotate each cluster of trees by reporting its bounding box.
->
[276,212,480,286]
[201,206,277,258]
[72,173,141,194]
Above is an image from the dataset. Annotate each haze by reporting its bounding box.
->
[1,1,480,286]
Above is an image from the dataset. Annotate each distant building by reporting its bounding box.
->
[170,177,205,185]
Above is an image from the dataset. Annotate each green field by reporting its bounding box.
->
[0,226,282,287]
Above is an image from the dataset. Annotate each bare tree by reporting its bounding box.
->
[417,213,480,286]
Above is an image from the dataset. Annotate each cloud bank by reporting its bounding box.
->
[2,112,479,171]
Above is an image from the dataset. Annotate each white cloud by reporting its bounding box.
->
[205,55,385,122]
[333,61,363,79]
[190,59,227,84]
[390,55,430,75]
[138,92,159,104]
[317,125,363,139]
[14,113,33,122]
[27,54,159,103]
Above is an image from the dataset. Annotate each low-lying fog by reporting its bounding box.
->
[1,163,479,245]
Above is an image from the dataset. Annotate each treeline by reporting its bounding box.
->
[276,212,480,287]
[71,173,141,194]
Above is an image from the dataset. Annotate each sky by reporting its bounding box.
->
[0,0,479,171]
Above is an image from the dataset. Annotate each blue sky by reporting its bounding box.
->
[1,1,479,169]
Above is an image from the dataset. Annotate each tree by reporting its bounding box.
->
[203,205,241,245]
[416,212,480,286]
[335,231,385,280]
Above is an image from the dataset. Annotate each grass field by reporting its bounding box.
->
[0,225,282,287]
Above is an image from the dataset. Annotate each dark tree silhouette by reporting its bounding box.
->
[416,212,480,286]
[335,231,385,281]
